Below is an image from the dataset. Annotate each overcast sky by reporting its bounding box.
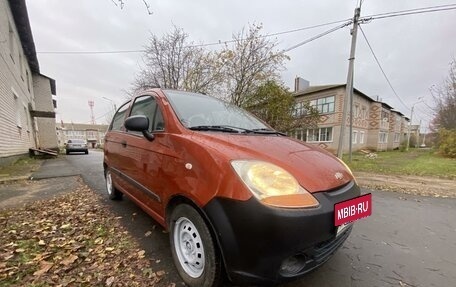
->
[26,0,456,130]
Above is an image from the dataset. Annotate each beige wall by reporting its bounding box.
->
[294,87,374,153]
[33,74,58,149]
[0,0,37,158]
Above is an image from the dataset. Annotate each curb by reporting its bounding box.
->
[0,175,30,184]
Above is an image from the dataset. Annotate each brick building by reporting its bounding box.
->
[291,78,409,153]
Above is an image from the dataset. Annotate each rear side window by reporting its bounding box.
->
[130,95,165,132]
[110,101,130,131]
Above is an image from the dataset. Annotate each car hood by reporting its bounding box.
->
[191,133,354,193]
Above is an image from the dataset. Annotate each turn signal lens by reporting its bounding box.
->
[231,160,319,208]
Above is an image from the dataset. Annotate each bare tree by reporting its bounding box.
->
[220,23,289,107]
[431,59,456,130]
[111,0,153,15]
[133,26,223,94]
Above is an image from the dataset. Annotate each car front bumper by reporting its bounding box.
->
[203,180,361,285]
[66,148,88,152]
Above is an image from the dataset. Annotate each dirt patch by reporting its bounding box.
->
[0,181,171,286]
[355,172,456,198]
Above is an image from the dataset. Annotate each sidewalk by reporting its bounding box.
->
[0,156,82,209]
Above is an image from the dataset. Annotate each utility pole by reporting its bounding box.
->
[337,6,361,160]
[406,98,423,151]
[406,105,414,151]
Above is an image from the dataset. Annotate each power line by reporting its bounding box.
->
[283,21,351,53]
[35,4,456,55]
[358,25,410,111]
[36,18,352,55]
[362,4,456,21]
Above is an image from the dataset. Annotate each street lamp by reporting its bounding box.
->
[102,97,117,112]
[406,97,424,151]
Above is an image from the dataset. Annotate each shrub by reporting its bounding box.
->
[437,129,456,158]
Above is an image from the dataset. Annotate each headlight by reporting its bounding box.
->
[231,160,319,208]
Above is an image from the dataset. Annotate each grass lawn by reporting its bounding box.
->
[344,149,456,179]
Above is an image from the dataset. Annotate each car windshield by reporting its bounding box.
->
[68,139,85,144]
[164,90,269,130]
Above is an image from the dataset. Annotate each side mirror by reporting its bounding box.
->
[124,115,154,141]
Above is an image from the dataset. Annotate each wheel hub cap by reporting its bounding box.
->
[173,217,205,278]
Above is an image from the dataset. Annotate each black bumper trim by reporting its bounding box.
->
[203,181,361,285]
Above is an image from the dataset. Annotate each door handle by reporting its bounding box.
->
[120,140,127,148]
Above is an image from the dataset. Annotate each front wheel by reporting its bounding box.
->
[105,169,122,200]
[169,204,222,287]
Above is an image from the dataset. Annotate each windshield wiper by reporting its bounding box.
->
[189,125,285,136]
[189,125,246,133]
[250,128,287,136]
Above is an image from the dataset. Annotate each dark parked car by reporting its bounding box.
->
[65,139,88,154]
[103,89,370,286]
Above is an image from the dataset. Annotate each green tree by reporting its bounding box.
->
[437,128,456,158]
[430,59,456,156]
[244,81,319,133]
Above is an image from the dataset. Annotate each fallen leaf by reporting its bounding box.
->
[144,231,152,237]
[156,270,165,276]
[94,237,104,245]
[60,223,71,229]
[38,240,46,246]
[33,260,53,276]
[137,250,145,258]
[105,276,115,286]
[61,254,78,266]
[15,248,25,253]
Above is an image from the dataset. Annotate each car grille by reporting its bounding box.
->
[279,226,352,277]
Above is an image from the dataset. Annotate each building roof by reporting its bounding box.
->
[8,0,39,73]
[58,123,109,131]
[294,84,377,103]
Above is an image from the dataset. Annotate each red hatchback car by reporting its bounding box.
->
[104,89,364,286]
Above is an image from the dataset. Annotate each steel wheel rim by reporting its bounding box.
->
[106,171,113,195]
[173,217,205,278]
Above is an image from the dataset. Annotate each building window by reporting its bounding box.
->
[13,93,22,128]
[19,53,24,78]
[354,105,360,118]
[293,102,307,117]
[394,133,400,143]
[379,131,388,143]
[307,127,333,142]
[359,131,365,144]
[9,22,15,62]
[26,70,30,92]
[310,96,335,114]
[23,106,30,131]
[352,130,358,144]
[362,106,367,119]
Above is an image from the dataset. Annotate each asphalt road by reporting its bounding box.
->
[66,150,456,287]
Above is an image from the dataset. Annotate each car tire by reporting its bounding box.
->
[105,169,123,200]
[85,150,89,154]
[66,150,69,155]
[169,204,222,287]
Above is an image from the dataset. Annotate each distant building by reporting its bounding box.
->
[291,77,409,153]
[0,0,58,165]
[56,123,108,148]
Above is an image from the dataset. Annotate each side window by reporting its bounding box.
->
[130,95,165,132]
[110,101,130,131]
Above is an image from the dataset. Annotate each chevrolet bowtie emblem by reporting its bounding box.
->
[335,172,344,180]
